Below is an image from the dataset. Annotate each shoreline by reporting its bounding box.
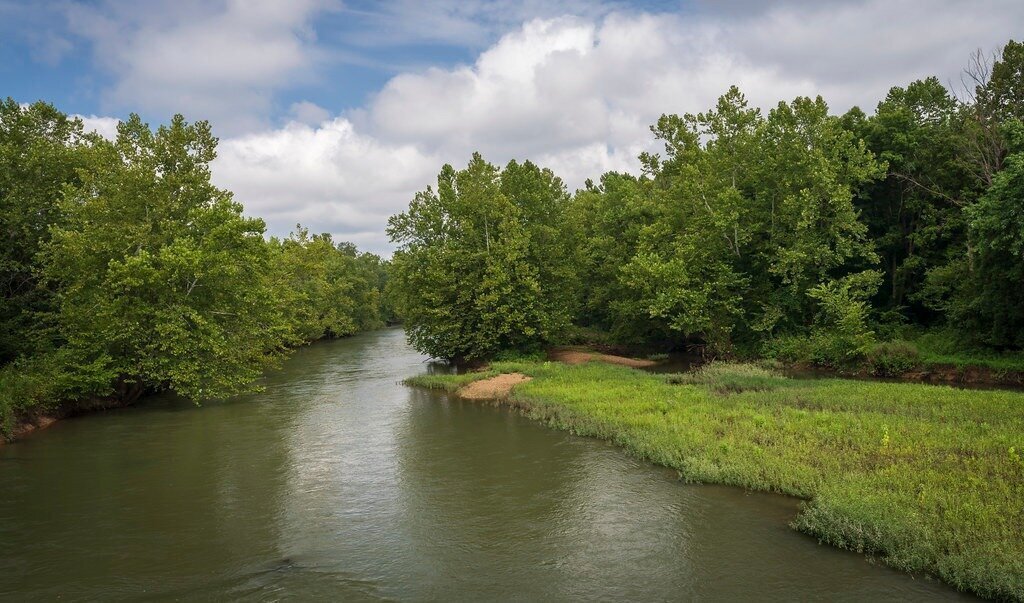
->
[407,360,1023,601]
[1,397,138,445]
[781,362,1024,390]
[0,327,405,446]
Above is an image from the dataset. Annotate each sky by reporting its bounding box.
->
[2,0,1022,254]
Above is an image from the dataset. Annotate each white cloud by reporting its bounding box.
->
[288,101,332,126]
[357,12,816,188]
[212,118,440,254]
[76,114,120,139]
[65,0,334,134]
[64,2,1024,254]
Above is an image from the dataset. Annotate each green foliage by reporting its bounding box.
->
[41,114,289,401]
[388,154,577,360]
[416,362,1024,600]
[848,78,970,323]
[763,333,862,368]
[568,88,884,354]
[271,226,387,344]
[866,340,920,376]
[665,361,789,393]
[911,329,1024,372]
[0,99,90,363]
[387,42,1024,361]
[0,357,62,437]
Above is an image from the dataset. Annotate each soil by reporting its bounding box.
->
[457,373,533,400]
[547,347,657,368]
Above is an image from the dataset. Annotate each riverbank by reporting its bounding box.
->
[408,360,1024,601]
[0,328,399,445]
[0,393,139,445]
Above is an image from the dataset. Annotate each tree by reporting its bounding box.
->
[387,153,573,361]
[271,226,386,343]
[934,120,1024,347]
[580,88,884,354]
[849,78,971,322]
[619,87,757,351]
[0,100,89,363]
[42,114,287,402]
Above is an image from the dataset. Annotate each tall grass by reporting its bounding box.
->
[913,329,1024,373]
[410,361,1024,600]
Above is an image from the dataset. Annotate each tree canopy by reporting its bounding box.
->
[388,40,1024,364]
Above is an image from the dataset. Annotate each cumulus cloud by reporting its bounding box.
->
[288,101,332,126]
[212,118,440,252]
[76,114,120,140]
[65,0,334,134]
[58,1,1024,254]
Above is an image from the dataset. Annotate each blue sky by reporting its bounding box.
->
[2,0,1022,253]
[2,0,678,127]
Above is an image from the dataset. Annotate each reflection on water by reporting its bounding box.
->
[0,328,972,601]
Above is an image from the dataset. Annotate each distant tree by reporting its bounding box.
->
[271,226,385,343]
[959,40,1024,187]
[921,40,1024,346]
[566,172,658,342]
[42,114,287,402]
[589,88,884,354]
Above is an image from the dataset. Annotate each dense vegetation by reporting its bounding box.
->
[395,44,1024,598]
[389,41,1024,371]
[409,362,1024,600]
[0,103,390,437]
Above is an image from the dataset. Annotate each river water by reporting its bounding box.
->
[0,328,971,601]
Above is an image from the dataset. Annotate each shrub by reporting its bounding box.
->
[867,340,920,376]
[667,361,789,394]
[763,332,870,368]
[0,358,63,438]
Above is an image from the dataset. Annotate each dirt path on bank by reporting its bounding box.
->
[457,373,533,399]
[454,348,656,401]
[548,348,657,368]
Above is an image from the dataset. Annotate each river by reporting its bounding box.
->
[0,328,971,601]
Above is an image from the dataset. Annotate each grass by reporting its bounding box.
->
[409,360,1024,601]
[913,330,1024,373]
[404,369,499,393]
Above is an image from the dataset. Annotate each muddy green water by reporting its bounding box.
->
[1,328,971,601]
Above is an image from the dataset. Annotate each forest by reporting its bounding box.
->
[4,40,1024,437]
[0,107,392,436]
[389,40,1024,374]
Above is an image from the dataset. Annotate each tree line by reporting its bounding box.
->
[389,40,1024,365]
[1,105,391,434]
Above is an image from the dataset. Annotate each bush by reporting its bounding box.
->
[0,358,62,438]
[866,340,920,376]
[763,332,870,368]
[493,348,546,363]
[667,361,789,394]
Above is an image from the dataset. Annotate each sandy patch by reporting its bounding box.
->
[548,349,656,368]
[458,373,532,400]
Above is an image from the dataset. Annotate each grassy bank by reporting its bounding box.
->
[408,361,1024,600]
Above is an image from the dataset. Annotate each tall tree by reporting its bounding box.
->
[42,114,287,402]
[933,120,1024,347]
[271,226,385,343]
[848,78,970,322]
[388,154,574,360]
[0,100,88,363]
